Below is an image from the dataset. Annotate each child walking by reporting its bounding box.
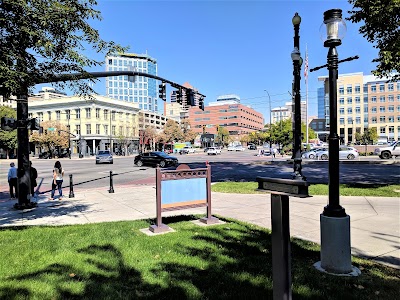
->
[50,161,64,200]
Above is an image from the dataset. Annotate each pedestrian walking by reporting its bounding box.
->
[50,161,64,200]
[30,161,38,199]
[7,162,18,199]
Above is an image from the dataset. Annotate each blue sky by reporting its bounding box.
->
[37,0,378,123]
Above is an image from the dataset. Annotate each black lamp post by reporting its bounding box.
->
[321,9,347,218]
[311,8,360,276]
[291,13,305,180]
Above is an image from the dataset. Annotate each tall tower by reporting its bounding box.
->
[105,53,158,113]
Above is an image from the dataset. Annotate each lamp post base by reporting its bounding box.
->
[317,214,360,276]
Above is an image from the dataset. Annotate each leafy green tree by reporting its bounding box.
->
[301,123,316,143]
[0,106,17,153]
[359,128,379,144]
[216,126,230,146]
[181,120,197,143]
[163,119,184,142]
[347,0,400,81]
[0,0,127,96]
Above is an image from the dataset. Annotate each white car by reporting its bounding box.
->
[315,147,359,160]
[207,147,221,155]
[235,145,245,151]
[227,146,236,151]
[179,146,196,154]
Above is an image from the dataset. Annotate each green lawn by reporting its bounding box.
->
[211,182,400,197]
[0,216,398,299]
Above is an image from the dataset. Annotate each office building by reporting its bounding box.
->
[318,72,400,143]
[105,53,158,113]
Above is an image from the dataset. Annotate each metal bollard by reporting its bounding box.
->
[69,174,75,198]
[108,171,115,193]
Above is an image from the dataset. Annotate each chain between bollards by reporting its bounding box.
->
[109,170,115,193]
[69,174,75,198]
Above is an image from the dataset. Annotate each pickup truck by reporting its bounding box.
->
[179,146,196,154]
[374,141,400,159]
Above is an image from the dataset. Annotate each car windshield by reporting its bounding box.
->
[153,151,170,158]
[98,151,110,155]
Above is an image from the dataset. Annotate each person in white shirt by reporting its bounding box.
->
[7,162,18,199]
[50,161,64,200]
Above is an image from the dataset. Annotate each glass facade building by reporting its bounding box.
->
[105,53,158,113]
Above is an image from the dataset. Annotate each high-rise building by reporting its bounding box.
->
[105,53,158,113]
[318,72,400,143]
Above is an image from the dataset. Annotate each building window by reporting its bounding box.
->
[379,84,385,92]
[389,126,394,133]
[66,110,70,120]
[76,109,80,119]
[76,124,81,135]
[371,106,377,113]
[112,111,116,121]
[397,105,400,112]
[397,95,400,101]
[380,96,385,102]
[96,124,100,134]
[119,126,123,135]
[371,117,377,123]
[339,98,344,105]
[388,95,394,102]
[86,124,91,134]
[388,116,394,123]
[356,117,361,124]
[347,117,353,124]
[364,105,369,113]
[371,96,377,103]
[397,82,400,90]
[339,108,345,115]
[347,97,352,104]
[85,108,91,118]
[355,107,361,114]
[339,118,345,125]
[347,108,352,114]
[379,116,386,123]
[388,105,394,112]
[379,106,386,113]
[355,96,360,104]
[363,84,368,93]
[371,85,376,92]
[104,125,108,135]
[388,83,394,91]
[38,112,43,122]
[346,84,352,94]
[56,111,60,120]
[96,108,100,119]
[355,84,360,93]
[363,96,368,103]
[339,86,344,95]
[112,125,116,135]
[380,127,386,134]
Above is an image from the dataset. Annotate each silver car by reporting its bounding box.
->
[315,147,359,160]
[302,148,327,159]
[96,150,113,164]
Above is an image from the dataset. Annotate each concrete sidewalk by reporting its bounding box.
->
[0,185,398,269]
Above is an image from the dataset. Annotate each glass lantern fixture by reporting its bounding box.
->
[292,12,301,26]
[319,9,347,47]
[291,47,301,62]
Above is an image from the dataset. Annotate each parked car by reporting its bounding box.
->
[179,146,196,155]
[227,145,236,151]
[38,151,52,159]
[374,141,400,159]
[247,144,257,150]
[96,150,113,164]
[301,148,327,159]
[315,147,359,160]
[235,145,245,151]
[134,151,178,168]
[207,147,222,155]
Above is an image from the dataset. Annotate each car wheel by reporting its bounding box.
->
[96,161,99,164]
[309,154,315,159]
[110,161,114,164]
[208,153,210,155]
[321,154,328,160]
[347,154,355,160]
[159,160,166,168]
[381,151,391,159]
[136,160,143,167]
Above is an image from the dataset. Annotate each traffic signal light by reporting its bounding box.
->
[158,82,166,101]
[1,117,16,131]
[198,96,204,111]
[202,125,206,134]
[187,89,195,106]
[29,118,40,130]
[216,125,219,132]
[176,88,182,104]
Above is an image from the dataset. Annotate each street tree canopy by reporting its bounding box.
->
[0,0,127,97]
[30,120,69,151]
[0,106,17,150]
[347,0,400,81]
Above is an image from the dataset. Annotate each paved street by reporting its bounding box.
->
[1,151,399,197]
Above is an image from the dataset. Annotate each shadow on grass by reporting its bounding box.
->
[0,215,398,299]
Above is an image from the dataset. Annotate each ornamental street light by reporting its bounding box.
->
[311,8,360,276]
[291,12,305,180]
